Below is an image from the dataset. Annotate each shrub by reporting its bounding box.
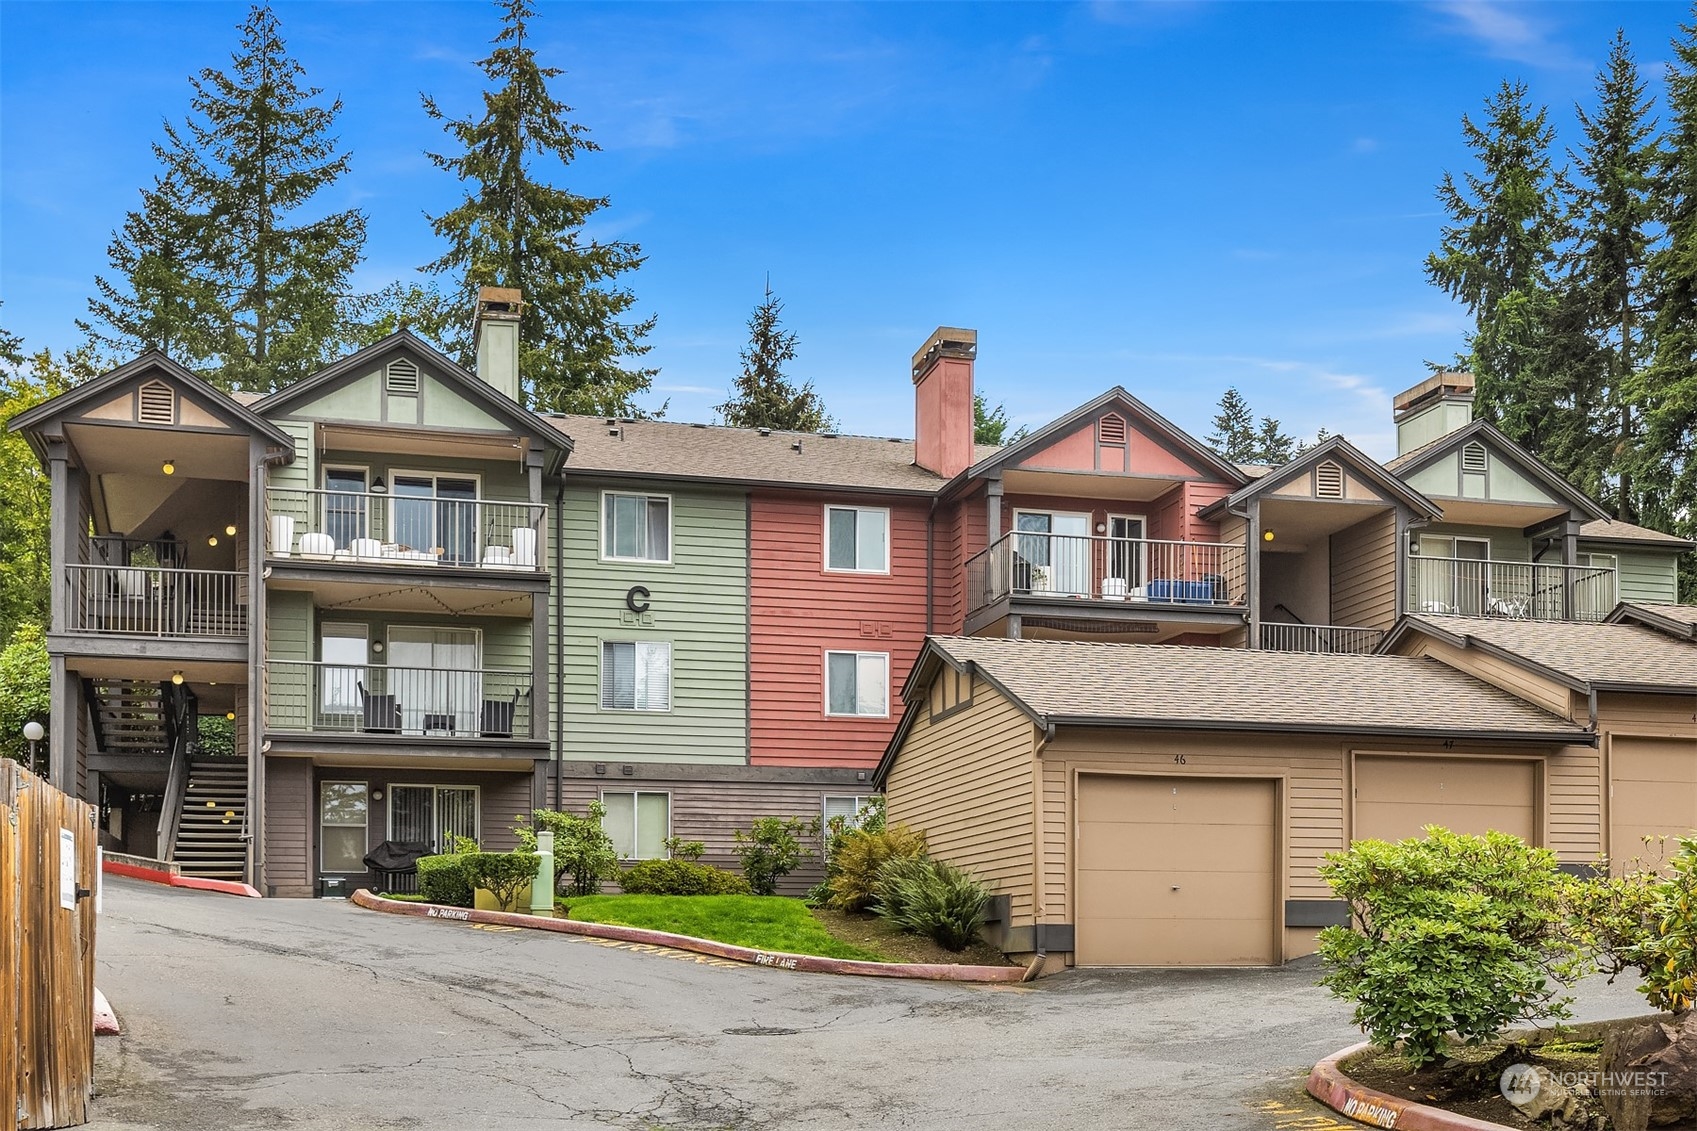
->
[827,825,927,911]
[1565,862,1661,983]
[1317,826,1583,1066]
[734,816,817,896]
[663,837,706,862]
[464,851,541,912]
[875,857,990,951]
[619,858,753,896]
[0,623,49,767]
[1637,835,1697,1012]
[418,853,474,907]
[516,804,619,896]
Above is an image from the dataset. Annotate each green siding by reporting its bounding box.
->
[1612,550,1681,604]
[557,482,747,765]
[307,613,531,671]
[1418,525,1532,561]
[1405,448,1564,507]
[274,365,510,432]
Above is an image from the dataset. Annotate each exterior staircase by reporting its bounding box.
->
[173,760,249,880]
[86,679,169,756]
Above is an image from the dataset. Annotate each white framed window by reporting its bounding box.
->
[823,795,872,828]
[319,622,369,716]
[388,784,479,852]
[602,491,671,563]
[600,640,672,711]
[1579,552,1620,606]
[601,790,670,860]
[825,651,889,718]
[824,506,890,573]
[322,465,370,550]
[319,780,368,874]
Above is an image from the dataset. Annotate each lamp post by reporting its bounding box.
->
[22,720,44,776]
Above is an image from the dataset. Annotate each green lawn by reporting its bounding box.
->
[561,895,886,961]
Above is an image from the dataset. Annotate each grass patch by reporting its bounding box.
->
[562,894,885,961]
[380,892,429,902]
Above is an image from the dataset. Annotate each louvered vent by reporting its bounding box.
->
[385,358,420,394]
[1462,441,1488,474]
[1097,413,1128,446]
[137,381,175,425]
[1315,460,1345,498]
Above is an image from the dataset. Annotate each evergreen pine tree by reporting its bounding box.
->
[715,284,832,432]
[424,0,656,415]
[1252,417,1298,466]
[973,394,1027,446]
[1208,387,1257,462]
[1427,81,1570,454]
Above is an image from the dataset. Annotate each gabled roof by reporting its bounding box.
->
[7,351,297,457]
[1384,419,1609,521]
[947,386,1248,493]
[251,330,571,466]
[1607,602,1697,642]
[1579,519,1695,549]
[874,635,1587,782]
[1198,434,1441,520]
[1385,615,1697,695]
[544,415,997,494]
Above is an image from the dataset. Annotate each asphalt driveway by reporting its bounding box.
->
[85,877,1644,1130]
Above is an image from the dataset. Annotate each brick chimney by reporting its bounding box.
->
[912,327,977,477]
[1393,370,1475,455]
[474,286,523,403]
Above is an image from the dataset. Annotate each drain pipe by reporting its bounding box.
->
[554,480,565,812]
[1022,718,1059,982]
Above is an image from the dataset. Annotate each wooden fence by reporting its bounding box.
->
[2,759,99,1129]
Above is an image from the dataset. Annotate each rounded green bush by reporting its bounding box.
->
[619,858,753,896]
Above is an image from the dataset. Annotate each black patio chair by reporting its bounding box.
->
[357,680,401,734]
[479,688,530,738]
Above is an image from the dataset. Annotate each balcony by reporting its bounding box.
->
[265,488,547,573]
[1407,555,1617,623]
[265,661,534,741]
[65,564,247,638]
[1258,623,1385,654]
[965,532,1247,632]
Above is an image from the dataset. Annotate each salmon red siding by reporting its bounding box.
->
[750,492,931,768]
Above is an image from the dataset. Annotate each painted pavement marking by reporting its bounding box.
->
[1245,1096,1370,1130]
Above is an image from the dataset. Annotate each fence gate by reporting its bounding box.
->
[2,759,99,1129]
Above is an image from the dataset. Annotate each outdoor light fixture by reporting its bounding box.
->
[1263,530,1276,542]
[225,524,238,536]
[370,477,388,494]
[23,720,44,775]
[161,459,176,475]
[208,536,218,547]
[171,671,184,686]
[225,711,236,721]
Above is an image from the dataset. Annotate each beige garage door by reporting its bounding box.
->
[1075,774,1277,966]
[1354,756,1535,843]
[1611,737,1697,872]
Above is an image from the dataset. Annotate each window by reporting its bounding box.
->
[826,651,888,717]
[823,795,872,828]
[319,781,368,874]
[603,492,671,562]
[323,467,369,550]
[825,506,889,572]
[600,641,671,711]
[320,623,369,716]
[1579,552,1620,607]
[389,784,478,852]
[392,473,479,565]
[602,791,669,860]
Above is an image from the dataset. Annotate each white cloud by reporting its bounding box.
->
[1428,1,1587,71]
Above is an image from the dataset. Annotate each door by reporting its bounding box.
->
[1075,774,1278,966]
[393,475,480,565]
[387,628,481,735]
[318,623,369,728]
[1106,515,1146,590]
[1610,737,1697,873]
[323,468,368,550]
[1353,755,1535,843]
[389,785,479,852]
[1015,511,1091,596]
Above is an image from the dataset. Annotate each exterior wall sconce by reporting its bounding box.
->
[207,536,218,547]
[1263,530,1276,542]
[225,711,236,721]
[162,460,176,475]
[171,671,184,686]
[225,524,238,536]
[370,477,388,494]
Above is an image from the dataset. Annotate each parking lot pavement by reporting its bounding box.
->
[85,878,1644,1130]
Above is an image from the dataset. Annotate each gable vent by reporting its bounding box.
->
[1315,460,1344,499]
[137,380,175,426]
[1097,413,1128,446]
[1462,441,1488,474]
[385,358,420,394]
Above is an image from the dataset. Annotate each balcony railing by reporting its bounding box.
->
[265,488,547,572]
[1259,623,1385,654]
[265,661,533,740]
[65,564,247,637]
[965,532,1247,619]
[1407,555,1617,622]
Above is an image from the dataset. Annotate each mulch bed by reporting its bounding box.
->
[809,908,1018,968]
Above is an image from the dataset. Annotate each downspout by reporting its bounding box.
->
[249,446,291,893]
[925,497,936,636]
[554,480,565,812]
[1022,717,1058,982]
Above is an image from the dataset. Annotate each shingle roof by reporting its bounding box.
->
[920,636,1584,740]
[1579,519,1694,548]
[1402,615,1697,692]
[545,414,1001,494]
[1621,603,1697,634]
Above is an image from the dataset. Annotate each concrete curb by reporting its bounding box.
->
[350,889,1026,983]
[1307,1041,1516,1131]
[93,988,119,1036]
[103,858,262,899]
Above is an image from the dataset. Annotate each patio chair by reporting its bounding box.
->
[357,680,401,734]
[479,688,530,739]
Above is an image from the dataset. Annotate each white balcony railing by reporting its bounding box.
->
[1259,623,1385,654]
[265,661,533,740]
[965,532,1247,619]
[66,564,247,637]
[1407,555,1617,622]
[265,487,546,572]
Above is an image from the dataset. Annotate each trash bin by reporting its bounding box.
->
[319,877,347,899]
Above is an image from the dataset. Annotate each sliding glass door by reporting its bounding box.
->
[389,785,479,852]
[386,627,481,735]
[392,474,479,565]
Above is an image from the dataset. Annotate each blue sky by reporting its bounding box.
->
[1,1,1690,456]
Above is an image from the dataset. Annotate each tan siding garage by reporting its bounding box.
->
[1610,736,1697,871]
[1076,774,1277,966]
[1354,755,1536,843]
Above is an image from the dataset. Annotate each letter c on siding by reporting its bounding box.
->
[625,585,651,614]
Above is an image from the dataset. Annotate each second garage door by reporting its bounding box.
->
[1610,737,1697,873]
[1075,774,1277,966]
[1354,756,1536,844]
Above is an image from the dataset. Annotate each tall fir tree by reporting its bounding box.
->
[1643,10,1697,554]
[1208,387,1257,462]
[424,0,656,416]
[1252,416,1299,466]
[973,394,1027,446]
[716,284,832,432]
[1426,81,1570,455]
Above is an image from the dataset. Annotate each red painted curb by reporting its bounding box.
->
[350,889,1026,983]
[1307,1042,1516,1131]
[103,859,262,899]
